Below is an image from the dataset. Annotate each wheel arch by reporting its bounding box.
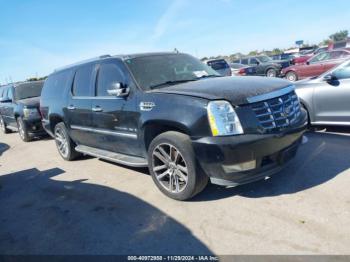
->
[141,120,190,152]
[49,114,64,134]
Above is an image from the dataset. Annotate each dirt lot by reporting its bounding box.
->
[0,128,349,255]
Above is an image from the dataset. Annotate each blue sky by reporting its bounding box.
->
[0,0,349,83]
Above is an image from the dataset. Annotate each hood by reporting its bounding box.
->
[150,76,292,105]
[17,96,40,108]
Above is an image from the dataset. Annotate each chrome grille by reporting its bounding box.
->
[250,91,301,131]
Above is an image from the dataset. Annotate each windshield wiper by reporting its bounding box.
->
[197,74,221,79]
[149,79,196,89]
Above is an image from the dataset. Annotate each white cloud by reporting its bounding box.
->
[151,0,186,41]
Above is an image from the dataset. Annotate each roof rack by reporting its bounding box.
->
[54,54,112,72]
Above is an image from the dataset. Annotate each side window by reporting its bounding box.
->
[241,59,248,65]
[97,63,125,96]
[42,70,71,100]
[249,58,258,64]
[333,62,350,80]
[72,65,94,97]
[7,87,13,100]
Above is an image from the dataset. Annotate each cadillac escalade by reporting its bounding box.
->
[40,52,307,200]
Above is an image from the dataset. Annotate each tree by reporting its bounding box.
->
[329,30,348,42]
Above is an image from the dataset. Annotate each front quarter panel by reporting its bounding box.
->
[138,93,211,138]
[295,84,314,121]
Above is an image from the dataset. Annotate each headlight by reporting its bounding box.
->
[23,108,40,118]
[207,100,243,136]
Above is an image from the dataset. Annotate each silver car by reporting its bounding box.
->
[295,59,350,126]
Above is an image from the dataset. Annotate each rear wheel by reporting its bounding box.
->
[286,71,298,82]
[0,116,10,134]
[266,68,277,77]
[17,117,31,142]
[148,131,208,201]
[54,122,80,161]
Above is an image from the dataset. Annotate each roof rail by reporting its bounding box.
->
[54,54,112,72]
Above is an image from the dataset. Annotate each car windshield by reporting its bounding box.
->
[257,55,272,63]
[124,54,220,90]
[14,82,43,100]
[208,60,229,70]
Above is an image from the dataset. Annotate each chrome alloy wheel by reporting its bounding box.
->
[18,120,25,140]
[55,127,69,158]
[152,143,188,193]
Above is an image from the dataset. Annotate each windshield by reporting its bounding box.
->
[257,55,272,63]
[124,54,220,90]
[14,82,43,100]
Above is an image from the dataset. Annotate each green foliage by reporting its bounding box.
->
[329,30,348,42]
[26,76,47,82]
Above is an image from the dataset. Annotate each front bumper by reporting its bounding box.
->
[192,121,306,187]
[23,118,47,137]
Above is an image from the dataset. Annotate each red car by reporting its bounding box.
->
[282,49,350,81]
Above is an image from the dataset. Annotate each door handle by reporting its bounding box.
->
[67,105,76,110]
[92,106,103,112]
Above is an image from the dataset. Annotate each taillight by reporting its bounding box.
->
[238,68,246,75]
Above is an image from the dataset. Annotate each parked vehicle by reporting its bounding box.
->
[205,59,231,76]
[233,55,290,77]
[0,81,46,141]
[40,52,307,200]
[295,59,350,126]
[291,55,312,66]
[229,63,249,76]
[270,53,295,62]
[282,49,350,82]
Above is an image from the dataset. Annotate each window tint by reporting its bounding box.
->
[14,82,43,100]
[72,65,94,96]
[310,52,331,63]
[333,61,350,80]
[42,70,71,99]
[7,87,13,100]
[249,58,258,64]
[241,59,248,65]
[208,60,229,70]
[97,63,124,96]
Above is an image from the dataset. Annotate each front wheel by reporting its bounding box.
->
[0,116,11,134]
[17,117,31,142]
[266,68,277,77]
[286,71,298,82]
[148,131,208,201]
[54,122,81,161]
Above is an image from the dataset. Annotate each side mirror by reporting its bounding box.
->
[306,61,310,65]
[323,74,337,82]
[107,82,130,97]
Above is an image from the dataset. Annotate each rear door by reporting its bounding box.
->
[313,61,350,123]
[90,60,141,156]
[65,64,95,146]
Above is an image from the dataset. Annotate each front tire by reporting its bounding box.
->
[0,116,11,134]
[286,71,298,82]
[148,131,208,201]
[266,68,277,77]
[54,122,80,161]
[17,117,31,142]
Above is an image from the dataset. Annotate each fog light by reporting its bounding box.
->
[223,160,256,173]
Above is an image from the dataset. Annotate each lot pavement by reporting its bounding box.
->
[0,128,349,255]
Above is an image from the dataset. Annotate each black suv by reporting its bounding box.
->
[40,52,307,200]
[234,55,290,77]
[0,81,46,141]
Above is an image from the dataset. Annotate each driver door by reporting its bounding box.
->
[313,62,350,123]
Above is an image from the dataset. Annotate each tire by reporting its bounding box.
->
[17,117,31,142]
[148,131,208,201]
[286,71,298,82]
[54,122,81,161]
[266,68,277,77]
[0,115,11,134]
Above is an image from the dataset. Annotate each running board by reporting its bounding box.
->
[75,145,148,168]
